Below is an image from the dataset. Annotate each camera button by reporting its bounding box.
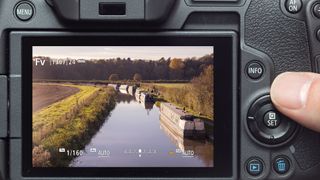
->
[285,0,302,14]
[246,158,264,176]
[263,111,281,129]
[246,61,264,80]
[316,29,320,42]
[247,95,298,146]
[313,3,320,18]
[273,156,290,174]
[315,55,320,73]
[14,1,34,21]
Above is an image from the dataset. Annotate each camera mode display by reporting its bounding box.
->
[32,46,214,168]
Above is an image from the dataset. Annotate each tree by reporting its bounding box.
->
[169,58,185,70]
[191,65,214,118]
[169,58,185,79]
[108,74,120,81]
[133,73,142,81]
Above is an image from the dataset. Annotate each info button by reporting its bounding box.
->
[246,61,264,80]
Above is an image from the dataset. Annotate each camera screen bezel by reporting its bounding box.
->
[21,32,237,178]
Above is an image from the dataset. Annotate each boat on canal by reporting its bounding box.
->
[108,83,119,90]
[119,85,129,91]
[140,92,153,103]
[160,117,213,159]
[160,102,205,138]
[134,88,153,103]
[135,88,142,100]
[128,86,136,96]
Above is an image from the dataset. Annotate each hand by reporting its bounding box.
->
[271,72,320,132]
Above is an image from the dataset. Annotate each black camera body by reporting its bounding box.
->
[0,0,320,179]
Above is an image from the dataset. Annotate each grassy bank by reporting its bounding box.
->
[32,85,116,167]
[33,84,101,145]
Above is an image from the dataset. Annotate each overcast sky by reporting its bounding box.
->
[33,46,213,60]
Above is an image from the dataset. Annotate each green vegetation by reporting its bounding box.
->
[133,73,142,81]
[32,84,116,167]
[108,74,120,81]
[145,83,188,88]
[33,84,100,144]
[33,54,213,81]
[142,65,214,121]
[33,79,189,85]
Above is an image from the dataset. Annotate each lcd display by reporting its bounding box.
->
[31,46,214,168]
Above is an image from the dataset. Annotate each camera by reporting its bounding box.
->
[0,0,320,179]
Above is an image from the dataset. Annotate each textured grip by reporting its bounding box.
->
[245,0,320,171]
[245,0,311,74]
[293,129,320,170]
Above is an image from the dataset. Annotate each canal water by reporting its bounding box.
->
[70,90,213,167]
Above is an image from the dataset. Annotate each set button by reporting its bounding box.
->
[263,111,281,129]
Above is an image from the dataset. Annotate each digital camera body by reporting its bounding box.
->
[0,0,320,179]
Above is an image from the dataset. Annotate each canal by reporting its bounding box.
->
[70,90,213,167]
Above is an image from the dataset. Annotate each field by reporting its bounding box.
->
[33,84,80,112]
[32,83,116,167]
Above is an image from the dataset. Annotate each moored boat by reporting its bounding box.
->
[128,86,136,96]
[108,83,119,90]
[160,102,205,138]
[119,85,129,91]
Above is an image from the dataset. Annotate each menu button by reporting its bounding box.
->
[15,1,34,21]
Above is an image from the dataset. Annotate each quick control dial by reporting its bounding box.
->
[247,95,298,145]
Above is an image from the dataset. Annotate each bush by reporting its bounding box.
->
[32,146,51,167]
[145,65,214,120]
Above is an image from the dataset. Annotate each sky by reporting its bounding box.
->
[33,46,214,60]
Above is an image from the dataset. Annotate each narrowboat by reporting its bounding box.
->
[160,102,205,138]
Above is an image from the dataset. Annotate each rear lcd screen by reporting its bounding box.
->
[20,34,235,178]
[31,46,214,168]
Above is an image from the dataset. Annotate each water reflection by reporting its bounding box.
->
[160,115,213,167]
[116,92,135,104]
[70,89,213,167]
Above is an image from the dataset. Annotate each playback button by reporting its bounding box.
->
[246,158,264,176]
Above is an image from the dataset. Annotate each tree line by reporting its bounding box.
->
[144,65,214,120]
[33,54,213,81]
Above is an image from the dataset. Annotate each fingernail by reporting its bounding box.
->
[271,72,314,110]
